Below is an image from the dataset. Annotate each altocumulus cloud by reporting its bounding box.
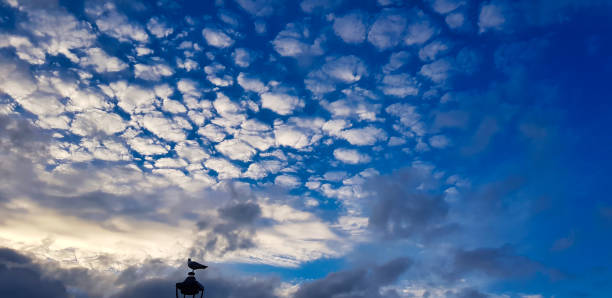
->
[0,0,610,297]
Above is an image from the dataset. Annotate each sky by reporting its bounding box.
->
[0,0,611,297]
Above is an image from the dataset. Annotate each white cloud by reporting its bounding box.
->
[21,9,96,62]
[202,28,234,48]
[146,17,173,38]
[198,124,227,143]
[125,135,169,155]
[175,141,210,162]
[322,119,351,137]
[382,51,411,73]
[218,10,240,28]
[377,0,402,6]
[177,79,204,109]
[300,0,341,13]
[321,98,380,122]
[49,142,93,162]
[204,158,241,179]
[236,122,275,151]
[404,20,437,46]
[419,40,450,61]
[321,55,367,83]
[236,0,278,17]
[241,132,274,151]
[251,202,343,267]
[154,84,173,100]
[213,92,242,117]
[135,47,153,56]
[446,12,465,29]
[380,73,420,97]
[367,11,406,50]
[275,174,301,188]
[0,198,198,270]
[205,63,233,87]
[272,22,321,57]
[237,73,267,93]
[134,63,174,81]
[80,48,127,73]
[87,4,148,42]
[333,148,371,164]
[304,70,336,95]
[15,92,65,117]
[176,58,198,71]
[261,92,304,115]
[44,76,110,112]
[253,19,267,35]
[430,0,464,14]
[162,99,187,114]
[479,1,507,33]
[0,59,37,101]
[137,113,188,142]
[243,159,283,179]
[274,120,322,150]
[429,135,450,148]
[319,183,365,201]
[71,109,127,136]
[107,81,157,114]
[36,115,71,130]
[420,59,452,83]
[155,157,188,168]
[340,126,386,146]
[232,48,254,67]
[333,12,366,44]
[386,103,425,136]
[305,56,367,96]
[388,136,406,146]
[82,138,130,161]
[273,37,309,57]
[0,34,45,64]
[215,139,256,162]
[188,110,212,127]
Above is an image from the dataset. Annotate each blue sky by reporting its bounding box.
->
[0,0,611,297]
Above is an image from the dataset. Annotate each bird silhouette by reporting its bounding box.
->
[187,258,208,271]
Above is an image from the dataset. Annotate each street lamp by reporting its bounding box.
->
[175,259,207,298]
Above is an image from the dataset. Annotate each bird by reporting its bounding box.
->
[188,258,208,271]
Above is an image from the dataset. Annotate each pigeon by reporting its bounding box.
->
[188,258,208,271]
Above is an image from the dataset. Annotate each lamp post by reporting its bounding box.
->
[175,272,204,298]
[176,259,207,298]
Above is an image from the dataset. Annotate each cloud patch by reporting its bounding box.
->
[261,92,304,115]
[202,28,234,48]
[333,12,367,44]
[334,148,371,164]
[367,10,406,50]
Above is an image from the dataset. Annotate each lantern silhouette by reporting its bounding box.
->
[175,272,204,298]
[176,258,207,298]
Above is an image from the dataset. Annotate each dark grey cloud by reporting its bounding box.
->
[112,273,280,298]
[218,201,261,225]
[365,168,452,240]
[294,257,412,298]
[447,287,490,298]
[0,247,31,264]
[0,264,68,298]
[468,176,525,214]
[112,278,171,298]
[193,201,263,257]
[0,115,51,206]
[0,248,67,298]
[450,244,543,280]
[0,247,280,298]
[0,115,49,154]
